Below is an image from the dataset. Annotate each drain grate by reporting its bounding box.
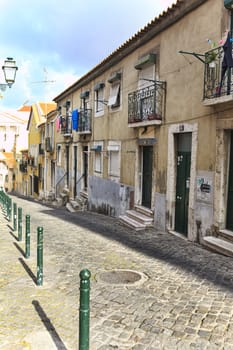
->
[99,269,147,285]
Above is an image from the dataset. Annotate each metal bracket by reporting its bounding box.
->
[179,50,206,64]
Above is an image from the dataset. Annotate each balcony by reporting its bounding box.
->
[78,109,92,134]
[19,161,27,173]
[203,44,233,105]
[60,116,72,136]
[128,82,166,127]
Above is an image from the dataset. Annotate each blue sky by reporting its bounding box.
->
[0,0,175,110]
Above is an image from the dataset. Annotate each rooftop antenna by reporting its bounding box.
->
[31,67,56,84]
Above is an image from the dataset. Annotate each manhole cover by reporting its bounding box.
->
[99,269,147,285]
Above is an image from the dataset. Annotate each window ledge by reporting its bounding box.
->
[128,119,162,128]
[203,94,233,106]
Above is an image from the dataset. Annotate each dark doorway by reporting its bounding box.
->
[175,133,192,235]
[142,146,153,208]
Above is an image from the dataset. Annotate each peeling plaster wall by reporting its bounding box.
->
[195,170,214,242]
[88,175,134,217]
[154,192,166,231]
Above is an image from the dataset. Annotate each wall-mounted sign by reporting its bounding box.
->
[196,176,213,203]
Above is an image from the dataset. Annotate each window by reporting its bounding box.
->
[92,143,103,174]
[138,64,155,89]
[94,151,102,173]
[108,72,121,108]
[108,83,120,108]
[107,142,120,179]
[95,88,104,114]
[94,82,105,115]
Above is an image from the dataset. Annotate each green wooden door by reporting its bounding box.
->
[227,131,233,230]
[142,146,153,208]
[175,134,191,235]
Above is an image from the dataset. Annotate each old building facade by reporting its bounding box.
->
[17,0,233,254]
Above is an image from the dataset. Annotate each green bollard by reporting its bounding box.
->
[18,207,22,241]
[6,196,9,219]
[8,198,12,222]
[13,203,17,231]
[79,269,91,350]
[37,227,43,286]
[25,215,30,258]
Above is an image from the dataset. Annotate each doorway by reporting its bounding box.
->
[141,146,153,208]
[73,146,78,198]
[175,133,192,235]
[83,146,88,191]
[227,130,233,230]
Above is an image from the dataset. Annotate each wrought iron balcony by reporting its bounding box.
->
[60,116,72,135]
[128,82,166,126]
[78,109,92,134]
[19,161,27,173]
[203,44,233,103]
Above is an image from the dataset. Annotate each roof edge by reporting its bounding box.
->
[54,0,206,102]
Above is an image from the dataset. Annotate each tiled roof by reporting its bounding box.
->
[27,102,57,130]
[0,152,15,168]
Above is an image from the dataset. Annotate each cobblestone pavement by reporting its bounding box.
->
[1,195,233,349]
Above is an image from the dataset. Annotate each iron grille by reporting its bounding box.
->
[19,161,27,173]
[78,109,92,133]
[60,116,72,135]
[128,82,166,124]
[204,43,233,99]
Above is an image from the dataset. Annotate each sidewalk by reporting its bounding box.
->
[1,195,233,349]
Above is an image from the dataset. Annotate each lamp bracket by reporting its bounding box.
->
[179,50,206,64]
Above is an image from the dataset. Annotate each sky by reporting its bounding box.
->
[0,0,175,110]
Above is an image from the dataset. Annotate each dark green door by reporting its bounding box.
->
[227,131,233,230]
[74,146,78,198]
[142,146,153,208]
[175,133,191,235]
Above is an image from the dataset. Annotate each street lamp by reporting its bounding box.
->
[0,57,18,91]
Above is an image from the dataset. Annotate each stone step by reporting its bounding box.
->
[126,209,153,226]
[119,215,146,231]
[66,202,76,213]
[219,229,233,242]
[134,205,154,218]
[80,190,88,199]
[203,236,233,257]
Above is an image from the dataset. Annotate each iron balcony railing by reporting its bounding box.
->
[60,116,72,135]
[78,109,92,133]
[19,161,27,173]
[128,82,166,124]
[204,44,233,99]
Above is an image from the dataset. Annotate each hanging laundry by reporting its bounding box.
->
[219,31,233,95]
[72,109,79,131]
[55,116,60,132]
[221,31,233,79]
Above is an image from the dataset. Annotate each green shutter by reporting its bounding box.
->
[108,72,121,83]
[134,53,156,70]
[80,90,90,99]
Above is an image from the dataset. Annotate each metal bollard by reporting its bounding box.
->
[18,207,22,241]
[8,197,12,222]
[79,269,91,350]
[13,203,17,231]
[25,215,30,258]
[37,227,43,286]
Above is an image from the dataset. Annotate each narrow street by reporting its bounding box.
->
[1,194,233,349]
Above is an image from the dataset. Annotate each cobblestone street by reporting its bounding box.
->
[1,195,233,349]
